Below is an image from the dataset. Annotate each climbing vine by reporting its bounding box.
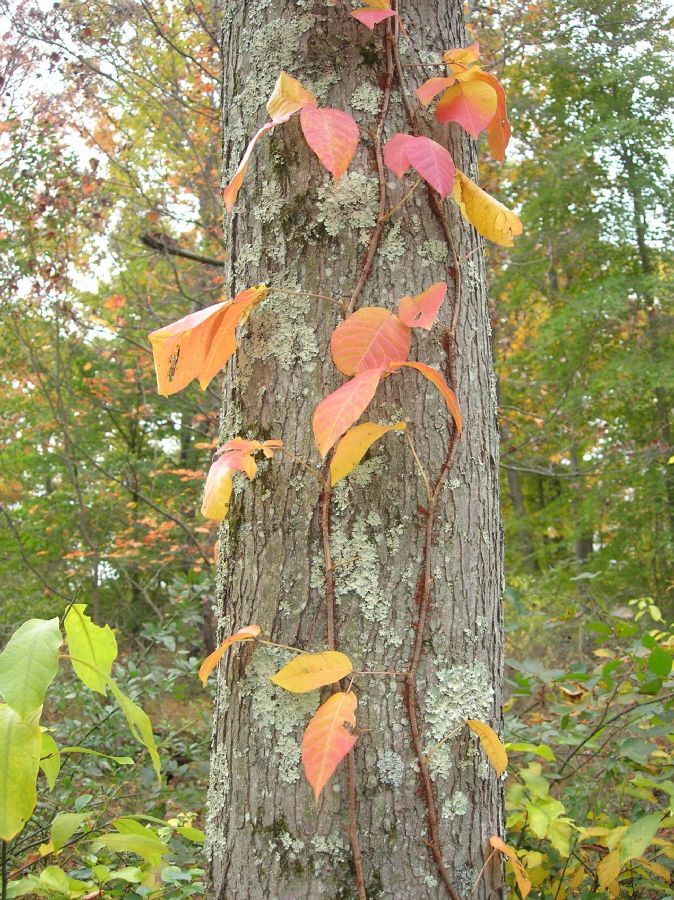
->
[148,11,525,899]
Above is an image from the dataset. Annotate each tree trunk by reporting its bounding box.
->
[206,2,504,897]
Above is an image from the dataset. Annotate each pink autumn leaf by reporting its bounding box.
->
[300,106,360,183]
[384,134,455,198]
[350,7,397,28]
[397,282,447,330]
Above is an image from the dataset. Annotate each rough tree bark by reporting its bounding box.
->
[205,0,504,896]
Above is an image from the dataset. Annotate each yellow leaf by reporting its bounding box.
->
[452,170,522,247]
[266,72,316,123]
[467,719,508,776]
[198,625,261,686]
[489,836,531,898]
[271,651,352,693]
[597,849,621,889]
[330,421,406,485]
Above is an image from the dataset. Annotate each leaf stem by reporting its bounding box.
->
[275,446,326,486]
[256,638,306,656]
[269,286,346,313]
[381,177,422,223]
[405,431,432,503]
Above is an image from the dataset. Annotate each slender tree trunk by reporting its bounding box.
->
[206,1,504,896]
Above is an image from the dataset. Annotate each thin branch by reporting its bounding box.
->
[140,233,225,267]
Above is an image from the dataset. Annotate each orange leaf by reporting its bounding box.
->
[397,282,447,330]
[223,122,275,212]
[149,285,268,396]
[330,421,406,485]
[452,170,522,247]
[489,837,531,899]
[302,692,357,800]
[389,361,462,433]
[475,71,511,161]
[435,71,498,139]
[331,307,410,376]
[443,42,481,72]
[300,106,359,183]
[415,76,456,107]
[198,625,261,686]
[351,7,396,27]
[466,719,508,776]
[383,133,455,198]
[266,71,316,123]
[312,368,382,456]
[201,438,282,520]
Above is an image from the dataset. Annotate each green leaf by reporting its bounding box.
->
[107,678,161,780]
[619,812,663,863]
[6,876,43,897]
[0,618,61,721]
[647,646,672,678]
[38,866,70,895]
[505,741,556,762]
[0,704,41,841]
[60,745,134,766]
[39,732,61,790]
[64,604,117,694]
[95,831,169,865]
[50,811,90,851]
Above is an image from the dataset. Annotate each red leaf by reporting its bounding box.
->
[302,692,357,800]
[312,368,382,456]
[382,132,413,177]
[330,307,410,376]
[300,106,359,183]
[383,134,455,198]
[389,361,462,433]
[350,7,396,28]
[397,282,447,330]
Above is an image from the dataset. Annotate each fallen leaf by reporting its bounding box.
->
[149,286,268,395]
[271,651,352,693]
[331,307,410,376]
[300,106,359,183]
[397,282,447,330]
[489,836,531,898]
[313,368,383,456]
[302,692,357,799]
[266,71,316,123]
[452,170,522,247]
[330,421,406,485]
[388,361,462,433]
[198,625,261,686]
[466,719,508,776]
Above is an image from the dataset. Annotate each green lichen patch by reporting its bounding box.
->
[316,173,378,242]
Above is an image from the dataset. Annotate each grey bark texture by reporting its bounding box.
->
[206,0,505,896]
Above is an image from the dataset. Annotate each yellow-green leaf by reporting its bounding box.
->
[64,604,118,695]
[330,421,406,485]
[107,678,161,781]
[49,811,90,851]
[467,719,508,776]
[39,731,61,790]
[0,704,41,841]
[0,618,61,721]
[597,848,621,889]
[271,651,352,693]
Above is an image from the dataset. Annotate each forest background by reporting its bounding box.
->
[0,0,673,896]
